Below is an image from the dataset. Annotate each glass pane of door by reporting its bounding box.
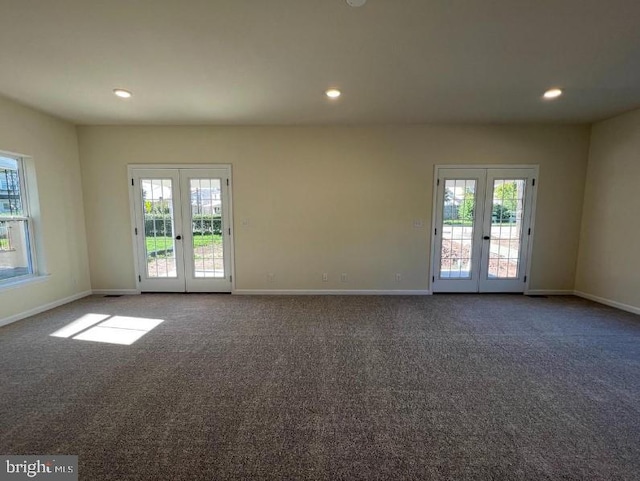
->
[439,179,477,279]
[189,178,224,278]
[487,179,526,279]
[141,178,177,278]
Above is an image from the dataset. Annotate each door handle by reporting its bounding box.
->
[483,235,490,240]
[175,235,182,240]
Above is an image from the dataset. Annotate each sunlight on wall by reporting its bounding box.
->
[50,313,164,345]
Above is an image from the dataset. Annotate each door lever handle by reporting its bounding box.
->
[483,235,490,240]
[175,235,182,240]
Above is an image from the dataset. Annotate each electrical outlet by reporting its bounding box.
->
[267,272,275,282]
[340,273,348,282]
[413,219,424,229]
[322,273,328,282]
[395,273,402,282]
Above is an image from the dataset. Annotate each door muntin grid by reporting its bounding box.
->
[439,179,476,280]
[141,178,177,278]
[189,178,224,278]
[486,179,527,279]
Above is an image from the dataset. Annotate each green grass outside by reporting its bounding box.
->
[145,234,222,254]
[443,220,473,226]
[443,220,516,226]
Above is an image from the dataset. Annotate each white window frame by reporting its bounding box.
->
[0,152,38,286]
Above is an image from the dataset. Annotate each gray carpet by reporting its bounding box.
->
[1,294,639,480]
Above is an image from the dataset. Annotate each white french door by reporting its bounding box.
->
[431,167,537,293]
[130,166,232,292]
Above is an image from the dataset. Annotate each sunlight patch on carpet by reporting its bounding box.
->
[51,314,163,345]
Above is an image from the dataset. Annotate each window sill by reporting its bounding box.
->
[0,274,51,292]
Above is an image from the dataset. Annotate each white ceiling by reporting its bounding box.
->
[0,0,639,125]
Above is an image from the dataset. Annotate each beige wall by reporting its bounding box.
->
[78,124,589,292]
[576,108,640,310]
[0,95,91,322]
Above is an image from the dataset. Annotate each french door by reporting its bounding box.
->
[130,166,232,292]
[431,167,536,293]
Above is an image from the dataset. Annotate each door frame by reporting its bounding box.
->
[127,164,235,293]
[431,168,487,293]
[131,168,186,292]
[429,164,539,294]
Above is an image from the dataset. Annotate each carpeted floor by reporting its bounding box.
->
[1,294,639,480]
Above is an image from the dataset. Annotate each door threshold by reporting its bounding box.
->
[140,291,231,295]
[432,292,525,295]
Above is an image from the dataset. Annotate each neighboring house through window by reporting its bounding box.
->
[0,154,35,283]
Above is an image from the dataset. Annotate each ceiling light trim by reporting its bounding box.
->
[325,89,342,99]
[543,88,563,100]
[113,88,133,99]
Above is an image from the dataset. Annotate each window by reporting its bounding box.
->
[0,154,35,282]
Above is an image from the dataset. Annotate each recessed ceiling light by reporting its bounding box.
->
[325,89,341,99]
[113,88,132,99]
[543,88,563,99]
[346,0,367,6]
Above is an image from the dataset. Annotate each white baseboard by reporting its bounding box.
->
[0,290,93,328]
[525,289,574,296]
[92,289,141,296]
[574,290,640,316]
[233,289,432,296]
